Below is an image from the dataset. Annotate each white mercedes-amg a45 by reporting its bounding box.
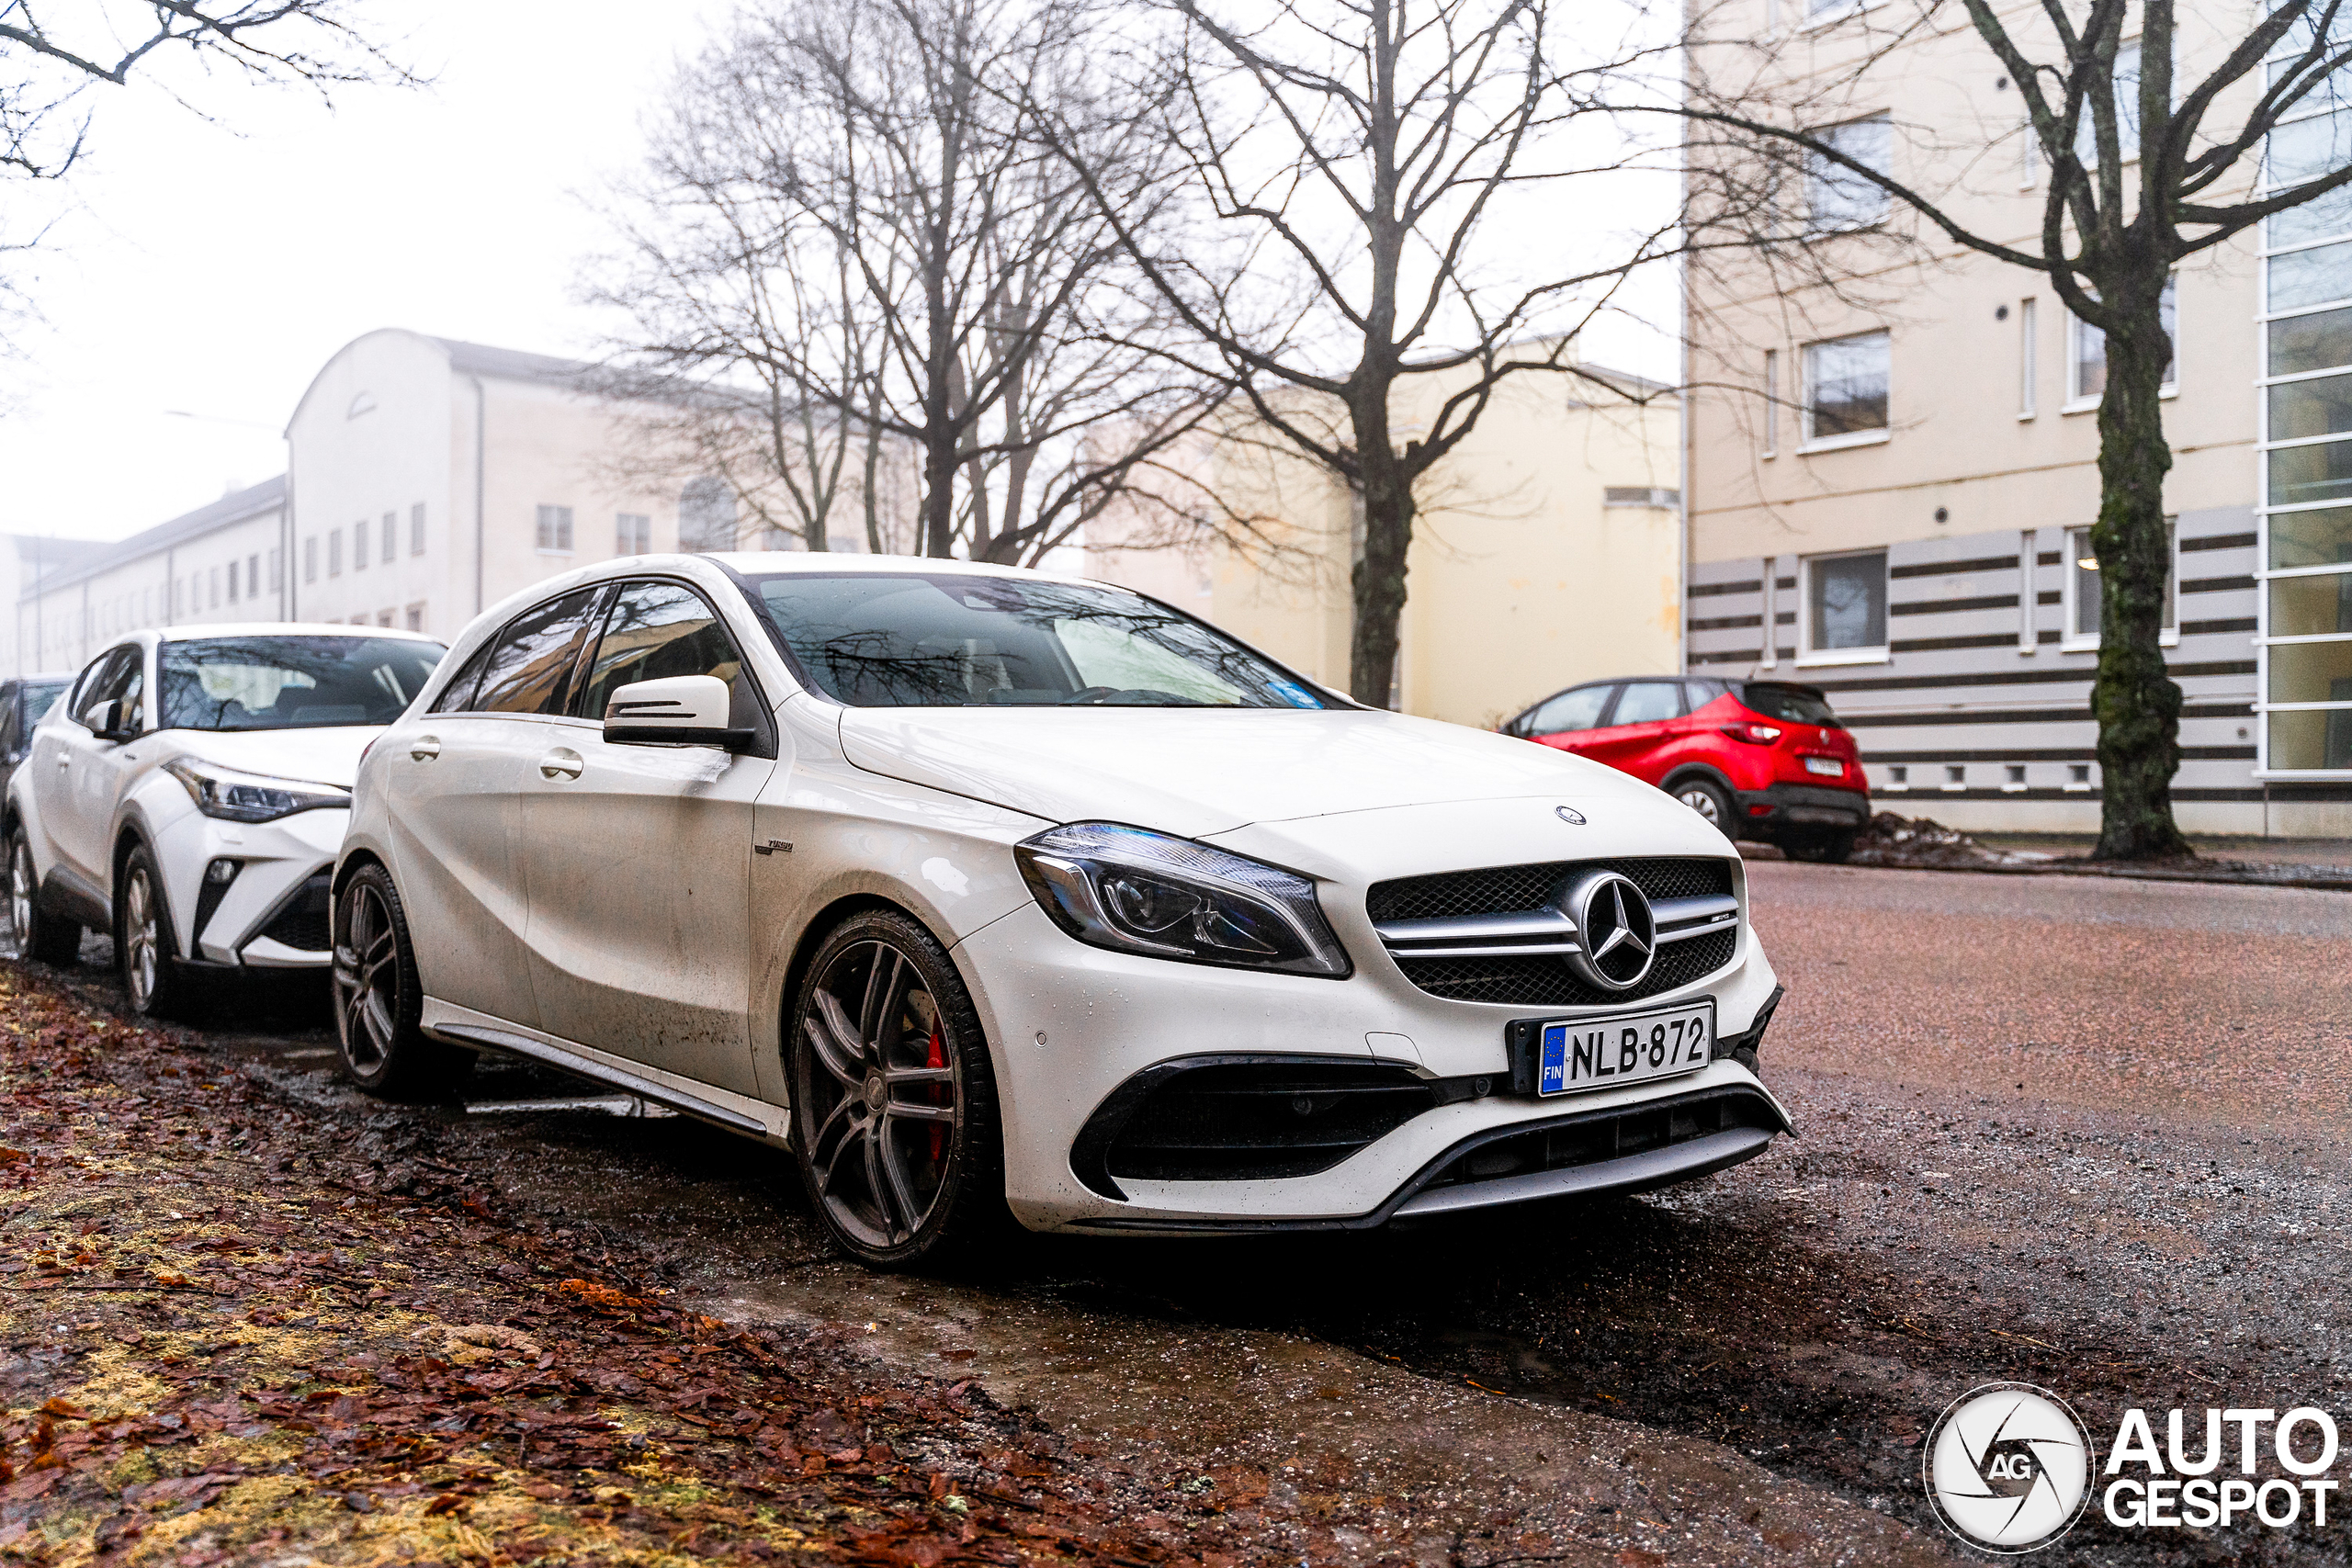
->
[335,554,1792,1266]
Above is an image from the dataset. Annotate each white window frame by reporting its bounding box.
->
[536,503,576,556]
[1799,331,1894,453]
[1796,547,1892,667]
[2059,522,2178,652]
[2064,277,2178,413]
[1761,349,1779,458]
[1804,114,1893,231]
[2018,299,2038,419]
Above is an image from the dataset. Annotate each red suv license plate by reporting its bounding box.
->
[1536,1000,1715,1097]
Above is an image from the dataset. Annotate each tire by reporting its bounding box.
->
[1672,776,1737,837]
[117,842,198,1019]
[1787,829,1857,864]
[333,862,471,1099]
[787,908,1008,1269]
[10,827,78,966]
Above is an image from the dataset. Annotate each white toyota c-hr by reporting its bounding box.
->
[7,626,447,1014]
[334,555,1792,1266]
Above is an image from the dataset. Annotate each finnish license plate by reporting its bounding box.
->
[1536,1000,1714,1097]
[1803,755,1845,776]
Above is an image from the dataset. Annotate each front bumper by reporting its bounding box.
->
[156,804,345,969]
[1735,781,1871,836]
[952,900,1792,1234]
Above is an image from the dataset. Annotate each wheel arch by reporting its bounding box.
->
[1658,761,1737,799]
[775,892,935,1044]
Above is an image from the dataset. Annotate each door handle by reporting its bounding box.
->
[538,749,582,781]
[410,737,441,761]
[54,755,68,768]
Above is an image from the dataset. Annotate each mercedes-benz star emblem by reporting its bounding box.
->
[1555,806,1587,825]
[1562,870,1657,991]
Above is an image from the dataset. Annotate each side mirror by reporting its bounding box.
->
[93,700,139,743]
[604,674,754,752]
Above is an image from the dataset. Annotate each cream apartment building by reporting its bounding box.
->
[11,329,807,677]
[1686,2,2350,834]
[1091,355,1685,728]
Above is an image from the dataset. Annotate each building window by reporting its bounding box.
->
[1802,331,1891,446]
[381,512,396,565]
[616,513,652,555]
[303,538,317,584]
[226,561,239,604]
[332,530,347,577]
[2062,523,2177,649]
[1943,764,1967,790]
[537,504,575,554]
[1802,548,1889,660]
[2018,299,2038,417]
[209,567,220,609]
[2004,764,2028,792]
[270,548,283,592]
[2075,39,2143,168]
[248,555,260,599]
[1806,114,1892,228]
[1885,764,1909,790]
[405,603,425,632]
[353,520,368,571]
[411,502,427,556]
[2067,763,2093,790]
[1761,349,1780,457]
[678,477,738,552]
[2069,277,2177,406]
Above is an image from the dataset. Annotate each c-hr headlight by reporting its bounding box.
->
[164,758,351,822]
[1014,823,1351,978]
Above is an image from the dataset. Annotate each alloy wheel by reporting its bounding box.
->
[122,867,159,1009]
[1678,786,1723,825]
[798,939,959,1251]
[335,879,399,1074]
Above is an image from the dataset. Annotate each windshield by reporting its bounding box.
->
[748,573,1327,709]
[1738,682,1843,728]
[21,682,63,727]
[160,637,447,732]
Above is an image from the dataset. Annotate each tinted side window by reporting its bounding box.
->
[473,589,605,716]
[427,641,495,715]
[1526,683,1613,736]
[1611,681,1685,726]
[578,581,747,721]
[72,648,142,731]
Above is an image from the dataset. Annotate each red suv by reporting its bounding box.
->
[1499,676,1870,861]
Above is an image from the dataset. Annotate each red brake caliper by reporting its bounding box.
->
[926,1026,948,1164]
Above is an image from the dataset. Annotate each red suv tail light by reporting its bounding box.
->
[1720,722,1782,745]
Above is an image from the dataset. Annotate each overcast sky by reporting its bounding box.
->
[0,0,1675,548]
[0,0,720,544]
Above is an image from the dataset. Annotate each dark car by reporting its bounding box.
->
[1501,676,1871,861]
[0,675,70,797]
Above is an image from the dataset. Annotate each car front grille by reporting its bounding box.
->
[1368,857,1739,1007]
[257,872,333,953]
[1367,856,1733,922]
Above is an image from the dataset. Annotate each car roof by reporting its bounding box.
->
[148,621,445,645]
[699,550,1106,592]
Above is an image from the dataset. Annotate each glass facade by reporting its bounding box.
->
[2262,72,2352,773]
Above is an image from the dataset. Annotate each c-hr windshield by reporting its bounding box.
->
[748,573,1328,709]
[159,636,447,731]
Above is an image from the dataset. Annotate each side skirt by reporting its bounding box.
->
[420,997,792,1148]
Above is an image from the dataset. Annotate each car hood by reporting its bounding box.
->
[158,726,385,790]
[834,705,1679,839]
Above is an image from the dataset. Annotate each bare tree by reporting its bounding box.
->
[1032,0,1698,705]
[1670,0,2352,860]
[2,1,413,336]
[594,0,1226,568]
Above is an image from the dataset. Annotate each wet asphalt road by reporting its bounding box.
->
[46,862,2352,1564]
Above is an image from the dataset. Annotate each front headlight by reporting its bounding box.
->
[163,758,352,823]
[1014,823,1351,978]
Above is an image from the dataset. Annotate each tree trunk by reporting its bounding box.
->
[2089,288,2192,861]
[1350,383,1413,705]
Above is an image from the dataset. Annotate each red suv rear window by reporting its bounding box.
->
[1737,682,1843,728]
